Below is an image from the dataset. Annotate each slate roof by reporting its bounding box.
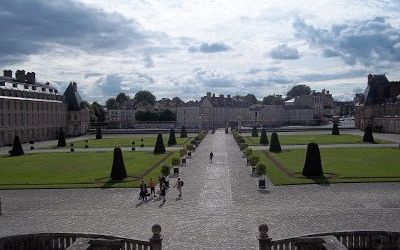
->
[63,82,84,111]
[201,96,250,108]
[364,74,389,106]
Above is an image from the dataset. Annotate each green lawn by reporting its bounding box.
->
[254,147,400,185]
[244,134,390,145]
[0,151,179,189]
[70,136,192,148]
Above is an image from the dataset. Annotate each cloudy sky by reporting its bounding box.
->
[1,0,400,103]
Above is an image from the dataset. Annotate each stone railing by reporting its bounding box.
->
[258,224,400,250]
[0,224,162,250]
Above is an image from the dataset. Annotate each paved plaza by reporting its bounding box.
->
[1,130,400,249]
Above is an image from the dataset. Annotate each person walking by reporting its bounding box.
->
[139,180,148,201]
[173,178,184,197]
[209,151,214,163]
[160,180,167,202]
[149,178,156,197]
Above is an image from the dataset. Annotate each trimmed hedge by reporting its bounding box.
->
[363,127,374,143]
[252,127,258,137]
[96,127,102,139]
[269,132,282,153]
[180,126,188,138]
[167,128,177,146]
[179,148,187,157]
[244,148,253,157]
[186,144,195,151]
[9,136,24,156]
[332,122,339,135]
[57,128,66,147]
[153,133,166,154]
[110,147,127,181]
[171,157,181,166]
[259,128,269,145]
[161,163,171,177]
[302,143,323,177]
[256,161,267,176]
[249,155,260,166]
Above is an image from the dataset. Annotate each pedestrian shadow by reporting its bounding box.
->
[135,198,151,207]
[175,197,182,201]
[257,189,271,194]
[158,202,166,208]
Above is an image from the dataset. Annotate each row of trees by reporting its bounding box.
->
[135,110,176,121]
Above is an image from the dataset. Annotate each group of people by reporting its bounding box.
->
[139,177,184,203]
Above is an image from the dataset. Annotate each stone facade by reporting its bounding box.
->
[0,70,90,146]
[355,74,400,133]
[294,89,334,118]
[105,109,137,128]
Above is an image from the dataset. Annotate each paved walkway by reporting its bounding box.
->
[1,130,400,249]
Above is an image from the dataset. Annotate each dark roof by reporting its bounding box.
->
[202,96,250,108]
[63,82,84,111]
[364,74,389,106]
[182,101,200,107]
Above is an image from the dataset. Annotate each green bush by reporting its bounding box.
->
[167,128,177,146]
[191,139,197,145]
[239,143,248,151]
[171,157,181,166]
[95,127,102,139]
[269,132,282,153]
[180,126,188,138]
[161,163,171,177]
[110,147,127,181]
[249,155,260,166]
[186,144,195,151]
[244,148,253,157]
[179,148,187,157]
[259,128,269,145]
[363,127,374,143]
[153,133,166,154]
[332,122,340,135]
[252,127,258,137]
[194,136,200,141]
[302,143,323,177]
[9,136,24,156]
[256,162,267,176]
[57,128,66,147]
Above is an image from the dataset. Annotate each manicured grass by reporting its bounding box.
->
[0,151,179,189]
[253,147,400,185]
[244,134,391,145]
[70,136,192,148]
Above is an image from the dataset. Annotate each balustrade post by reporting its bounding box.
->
[150,224,162,250]
[258,224,272,250]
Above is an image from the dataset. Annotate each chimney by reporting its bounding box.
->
[219,94,224,99]
[26,72,36,84]
[368,74,373,86]
[15,70,26,82]
[212,93,215,98]
[3,70,12,77]
[207,92,211,98]
[227,94,231,98]
[72,82,77,91]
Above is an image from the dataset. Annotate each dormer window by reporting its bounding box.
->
[42,87,46,92]
[49,88,53,93]
[24,85,29,89]
[32,86,36,90]
[0,81,5,86]
[12,83,18,88]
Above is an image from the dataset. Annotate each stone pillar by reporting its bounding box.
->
[258,224,271,250]
[150,224,162,250]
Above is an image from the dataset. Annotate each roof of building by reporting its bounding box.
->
[63,82,84,111]
[364,74,389,106]
[0,76,60,95]
[283,105,312,110]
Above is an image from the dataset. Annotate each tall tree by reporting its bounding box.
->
[172,97,184,106]
[91,102,106,122]
[105,98,118,109]
[134,90,156,105]
[286,84,311,99]
[116,93,129,105]
[262,94,284,105]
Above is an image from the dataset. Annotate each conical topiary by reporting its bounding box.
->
[363,127,374,143]
[96,127,102,139]
[180,126,188,138]
[332,122,339,135]
[9,136,24,156]
[252,126,258,137]
[269,132,281,153]
[57,128,66,147]
[168,128,177,146]
[302,143,323,177]
[110,147,127,181]
[154,133,166,154]
[259,128,268,145]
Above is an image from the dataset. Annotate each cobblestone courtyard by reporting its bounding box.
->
[1,130,400,249]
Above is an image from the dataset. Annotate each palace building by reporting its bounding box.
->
[0,70,90,146]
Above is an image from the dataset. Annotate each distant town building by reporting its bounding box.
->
[355,74,400,133]
[105,109,137,128]
[294,89,334,118]
[0,70,90,146]
[177,93,250,128]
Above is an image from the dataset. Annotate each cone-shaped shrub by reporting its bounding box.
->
[269,132,281,153]
[110,147,127,181]
[302,143,323,177]
[180,126,188,138]
[252,126,259,137]
[332,122,339,135]
[363,127,374,143]
[57,128,66,147]
[9,136,24,156]
[154,133,166,154]
[96,127,102,139]
[168,128,177,146]
[259,128,269,145]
